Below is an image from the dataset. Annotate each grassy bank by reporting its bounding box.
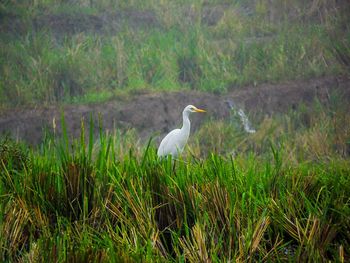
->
[1,97,349,262]
[1,0,349,106]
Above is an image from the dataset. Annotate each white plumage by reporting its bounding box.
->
[157,105,206,158]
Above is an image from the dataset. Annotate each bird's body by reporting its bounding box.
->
[157,105,206,158]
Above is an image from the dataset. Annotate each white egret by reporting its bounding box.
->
[157,105,206,158]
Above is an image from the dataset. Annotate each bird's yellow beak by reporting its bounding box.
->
[194,107,206,113]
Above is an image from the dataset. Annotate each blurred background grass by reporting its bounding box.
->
[1,0,349,106]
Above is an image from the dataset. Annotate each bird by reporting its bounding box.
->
[157,105,206,158]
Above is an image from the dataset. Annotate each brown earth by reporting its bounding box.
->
[0,9,161,37]
[0,76,349,145]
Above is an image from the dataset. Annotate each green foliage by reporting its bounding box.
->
[1,0,349,106]
[0,137,29,172]
[0,106,349,262]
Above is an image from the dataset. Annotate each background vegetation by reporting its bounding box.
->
[1,0,349,106]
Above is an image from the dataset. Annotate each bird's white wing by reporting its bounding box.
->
[157,129,184,157]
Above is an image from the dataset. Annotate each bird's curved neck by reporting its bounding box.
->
[181,111,191,134]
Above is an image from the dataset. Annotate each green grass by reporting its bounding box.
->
[1,1,349,261]
[1,100,349,262]
[0,0,349,106]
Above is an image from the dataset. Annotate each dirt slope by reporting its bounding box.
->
[0,76,349,145]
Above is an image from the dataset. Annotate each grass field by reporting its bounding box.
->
[1,97,349,262]
[1,0,350,262]
[1,0,349,106]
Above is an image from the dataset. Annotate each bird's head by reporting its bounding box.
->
[184,105,206,114]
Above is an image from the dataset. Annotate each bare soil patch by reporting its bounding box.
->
[0,76,349,145]
[34,9,160,36]
[1,9,160,37]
